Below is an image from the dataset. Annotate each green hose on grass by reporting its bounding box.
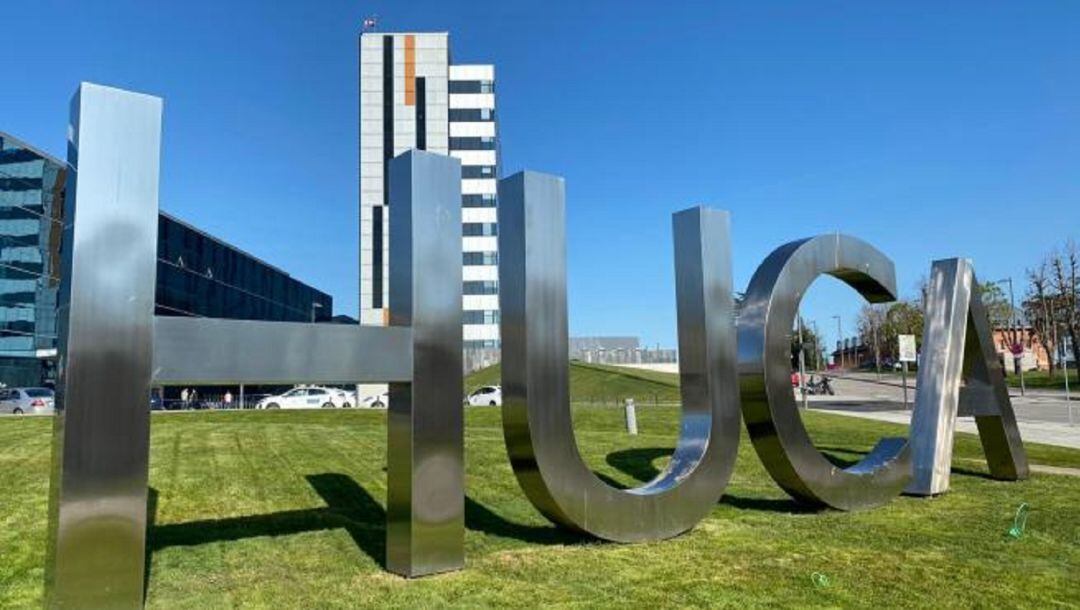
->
[1007,503,1029,539]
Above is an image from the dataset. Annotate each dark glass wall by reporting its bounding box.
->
[0,133,64,387]
[156,215,332,323]
[0,131,333,387]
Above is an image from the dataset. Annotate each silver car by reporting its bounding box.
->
[0,387,55,415]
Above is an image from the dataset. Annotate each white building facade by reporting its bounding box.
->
[359,32,500,357]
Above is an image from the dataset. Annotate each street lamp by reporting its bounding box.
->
[311,301,324,323]
[993,278,1025,397]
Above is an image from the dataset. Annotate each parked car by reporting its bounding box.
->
[256,386,349,410]
[0,387,55,415]
[467,385,502,407]
[361,392,388,409]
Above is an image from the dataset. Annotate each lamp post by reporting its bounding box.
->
[796,314,807,409]
[311,301,324,323]
[873,305,881,380]
[812,320,821,371]
[994,278,1025,397]
[832,315,843,371]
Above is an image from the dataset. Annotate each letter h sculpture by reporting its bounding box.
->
[45,83,464,609]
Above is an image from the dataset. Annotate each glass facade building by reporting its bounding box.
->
[0,131,333,387]
[156,214,332,322]
[0,132,64,386]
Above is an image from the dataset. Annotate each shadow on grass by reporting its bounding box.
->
[605,447,823,514]
[145,473,386,591]
[465,497,587,545]
[144,472,587,589]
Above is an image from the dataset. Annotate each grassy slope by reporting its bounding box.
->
[1004,368,1079,390]
[467,361,682,403]
[1,409,1077,609]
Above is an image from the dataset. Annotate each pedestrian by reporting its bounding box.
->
[180,387,189,409]
[224,390,233,407]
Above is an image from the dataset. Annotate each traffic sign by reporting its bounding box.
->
[898,334,917,363]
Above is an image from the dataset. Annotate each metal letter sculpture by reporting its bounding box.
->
[46,82,161,610]
[46,84,463,608]
[44,84,1032,605]
[737,235,911,510]
[907,258,1029,495]
[498,172,741,541]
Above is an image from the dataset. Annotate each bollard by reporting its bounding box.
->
[624,398,638,435]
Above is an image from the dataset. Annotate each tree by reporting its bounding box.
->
[791,316,825,371]
[978,281,1014,330]
[1024,260,1058,375]
[856,304,888,367]
[857,300,924,362]
[1050,240,1080,370]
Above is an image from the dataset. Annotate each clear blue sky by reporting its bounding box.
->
[4,1,1078,351]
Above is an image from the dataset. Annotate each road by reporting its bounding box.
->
[798,371,1080,449]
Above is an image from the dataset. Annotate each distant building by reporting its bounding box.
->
[569,336,677,365]
[991,325,1055,372]
[156,213,332,323]
[0,132,64,386]
[832,337,870,369]
[0,130,333,387]
[358,31,501,356]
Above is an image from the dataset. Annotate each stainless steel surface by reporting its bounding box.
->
[906,258,1029,495]
[737,234,911,510]
[46,83,162,609]
[152,317,412,384]
[499,171,740,541]
[385,150,464,576]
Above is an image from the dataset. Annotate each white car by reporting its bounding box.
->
[257,386,350,410]
[361,392,388,409]
[0,387,55,415]
[467,385,502,407]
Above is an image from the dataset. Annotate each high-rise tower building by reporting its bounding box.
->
[359,32,500,359]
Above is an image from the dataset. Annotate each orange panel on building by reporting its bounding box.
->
[404,35,416,106]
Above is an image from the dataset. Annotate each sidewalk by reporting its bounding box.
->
[810,400,1080,449]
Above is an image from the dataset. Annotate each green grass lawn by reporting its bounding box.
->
[468,361,682,405]
[2,407,1078,608]
[1003,368,1079,390]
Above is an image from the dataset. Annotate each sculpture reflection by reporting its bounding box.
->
[498,171,741,541]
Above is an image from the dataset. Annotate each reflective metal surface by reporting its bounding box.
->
[498,171,741,541]
[153,317,412,384]
[737,234,911,510]
[906,258,1029,496]
[46,83,162,609]
[386,150,464,576]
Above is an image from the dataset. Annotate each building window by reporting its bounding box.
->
[416,77,427,150]
[463,310,500,325]
[463,281,498,295]
[462,165,496,179]
[462,194,497,208]
[449,137,496,151]
[449,80,494,94]
[372,205,383,308]
[382,36,394,207]
[464,339,500,350]
[449,108,494,122]
[463,251,498,266]
[463,223,498,237]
